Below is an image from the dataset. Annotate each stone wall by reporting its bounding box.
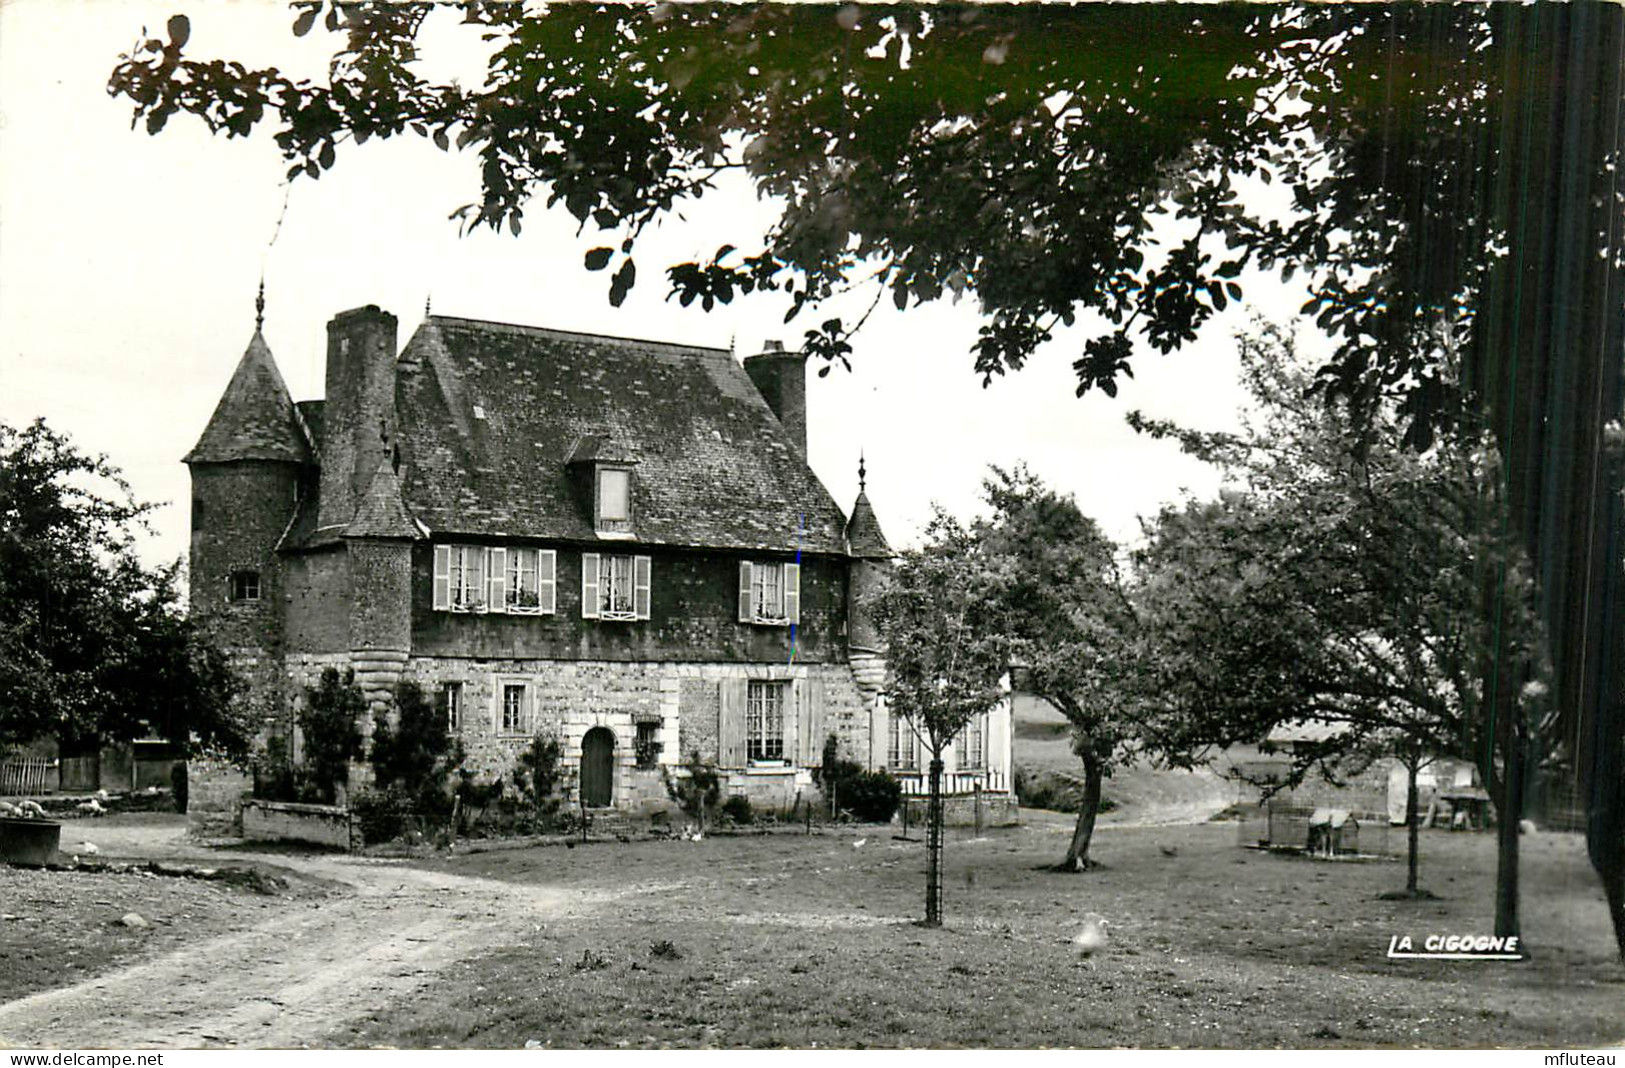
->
[393,656,873,812]
[410,545,852,665]
[242,799,353,849]
[186,755,252,839]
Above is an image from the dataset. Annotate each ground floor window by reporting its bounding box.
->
[889,712,918,770]
[499,682,529,735]
[441,681,464,732]
[746,680,787,763]
[958,714,985,770]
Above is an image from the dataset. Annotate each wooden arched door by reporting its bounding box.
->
[581,727,615,808]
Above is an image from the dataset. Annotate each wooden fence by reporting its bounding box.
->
[0,759,56,796]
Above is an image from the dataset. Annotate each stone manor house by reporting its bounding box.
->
[185,301,1011,813]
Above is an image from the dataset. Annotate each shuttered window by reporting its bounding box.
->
[433,545,556,615]
[889,712,919,770]
[587,553,651,621]
[737,560,801,625]
[746,680,788,763]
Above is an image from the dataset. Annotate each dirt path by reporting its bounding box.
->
[0,848,601,1049]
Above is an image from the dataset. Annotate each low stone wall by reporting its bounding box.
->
[186,757,252,839]
[901,793,1020,830]
[241,799,353,850]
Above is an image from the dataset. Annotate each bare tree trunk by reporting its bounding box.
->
[1406,759,1421,895]
[1494,732,1525,944]
[924,755,944,927]
[1060,751,1103,872]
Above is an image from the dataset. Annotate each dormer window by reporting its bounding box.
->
[737,561,800,626]
[596,466,633,535]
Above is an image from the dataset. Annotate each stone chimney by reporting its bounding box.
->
[316,305,399,532]
[744,340,809,455]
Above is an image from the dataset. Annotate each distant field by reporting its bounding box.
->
[1011,697,1238,824]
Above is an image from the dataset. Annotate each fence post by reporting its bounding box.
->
[974,783,983,837]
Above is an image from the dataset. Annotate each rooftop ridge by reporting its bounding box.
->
[428,314,731,357]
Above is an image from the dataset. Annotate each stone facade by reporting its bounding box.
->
[185,305,921,821]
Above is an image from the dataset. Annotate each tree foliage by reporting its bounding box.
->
[971,465,1134,871]
[369,679,462,815]
[1129,324,1550,894]
[0,418,249,760]
[870,514,1009,926]
[299,667,365,803]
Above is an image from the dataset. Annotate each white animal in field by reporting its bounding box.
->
[76,841,99,856]
[1073,913,1109,961]
[852,838,867,849]
[77,798,105,817]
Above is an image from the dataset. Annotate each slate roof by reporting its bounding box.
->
[185,331,313,465]
[380,316,851,555]
[845,489,892,559]
[346,461,421,539]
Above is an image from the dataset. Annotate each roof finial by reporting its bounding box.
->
[254,277,265,332]
[858,450,867,492]
[425,293,432,317]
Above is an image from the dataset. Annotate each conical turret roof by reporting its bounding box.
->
[345,460,420,539]
[184,331,312,465]
[845,489,892,559]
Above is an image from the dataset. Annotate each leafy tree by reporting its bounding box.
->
[299,667,365,803]
[369,679,462,815]
[870,515,1008,926]
[972,466,1135,871]
[0,418,249,761]
[1128,324,1549,901]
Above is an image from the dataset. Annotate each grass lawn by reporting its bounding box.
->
[333,819,1623,1049]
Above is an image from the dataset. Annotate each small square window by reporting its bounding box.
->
[635,721,662,768]
[229,570,261,602]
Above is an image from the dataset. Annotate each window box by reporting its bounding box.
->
[737,561,801,626]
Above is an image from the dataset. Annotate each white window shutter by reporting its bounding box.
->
[581,552,600,619]
[539,549,557,614]
[738,561,754,623]
[432,545,451,611]
[784,562,801,625]
[807,677,826,766]
[790,679,807,766]
[633,555,652,620]
[487,547,507,613]
[718,680,746,767]
[472,547,489,612]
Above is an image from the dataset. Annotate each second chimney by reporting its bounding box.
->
[317,304,400,532]
[744,340,809,455]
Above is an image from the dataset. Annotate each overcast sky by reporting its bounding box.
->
[0,1,1324,569]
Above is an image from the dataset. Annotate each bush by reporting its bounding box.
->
[370,681,461,816]
[839,769,902,823]
[664,750,721,831]
[299,668,365,803]
[352,786,411,845]
[721,794,754,825]
[1012,766,1115,814]
[515,732,565,817]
